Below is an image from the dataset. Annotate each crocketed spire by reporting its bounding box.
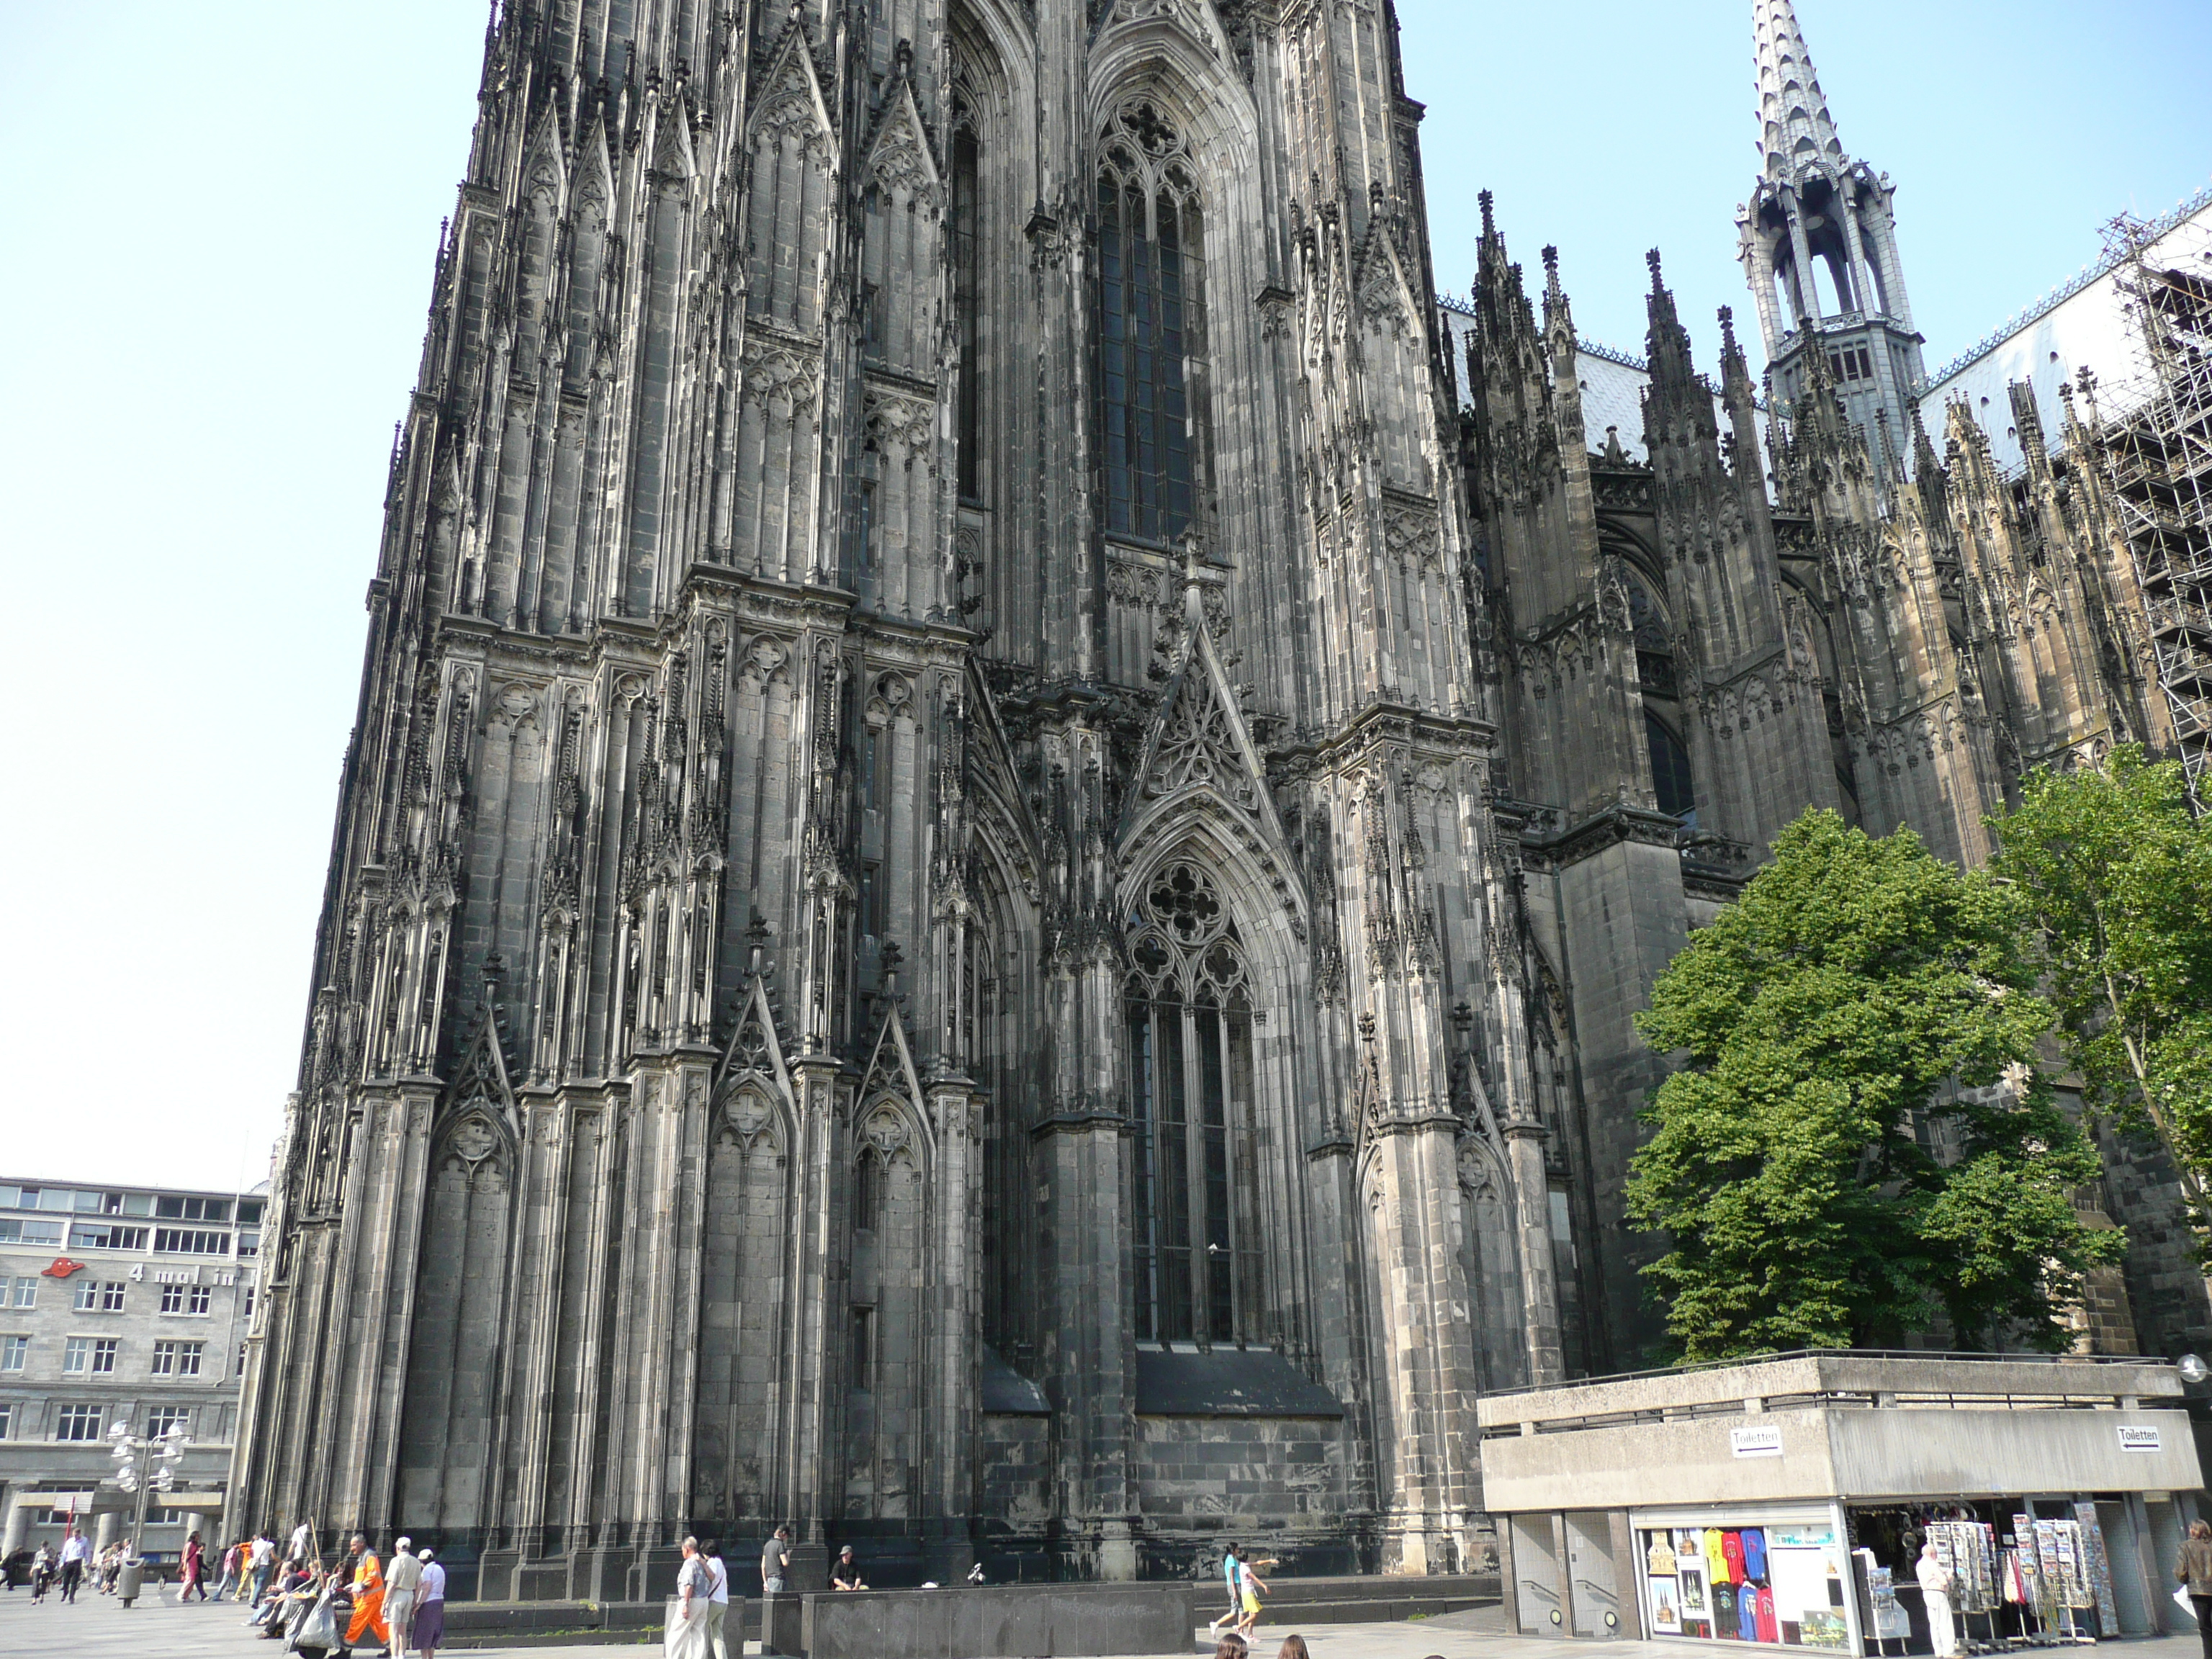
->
[1755,0,1847,183]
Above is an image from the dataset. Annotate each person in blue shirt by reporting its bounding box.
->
[1208,1547,1241,1635]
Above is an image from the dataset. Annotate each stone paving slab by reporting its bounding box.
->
[4,1591,2198,1659]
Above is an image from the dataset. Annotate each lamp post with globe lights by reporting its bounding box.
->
[107,1419,186,1567]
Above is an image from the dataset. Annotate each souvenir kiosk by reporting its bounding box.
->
[1476,1353,2203,1653]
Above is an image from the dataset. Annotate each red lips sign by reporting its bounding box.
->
[40,1258,86,1279]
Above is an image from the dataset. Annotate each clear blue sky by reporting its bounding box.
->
[1,1,2205,1190]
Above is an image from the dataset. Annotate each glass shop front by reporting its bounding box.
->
[1633,1506,1858,1650]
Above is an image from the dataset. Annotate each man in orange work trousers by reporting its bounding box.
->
[343,1534,388,1657]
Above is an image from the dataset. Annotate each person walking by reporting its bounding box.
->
[412,1551,446,1659]
[251,1533,279,1606]
[57,1526,89,1603]
[760,1525,790,1595]
[384,1538,423,1659]
[1208,1546,1243,1635]
[701,1541,731,1659]
[341,1533,387,1658]
[29,1543,53,1604]
[2178,1519,2212,1659]
[181,1531,210,1602]
[1916,1542,1957,1659]
[217,1539,243,1602]
[1232,1547,1269,1641]
[668,1537,714,1659]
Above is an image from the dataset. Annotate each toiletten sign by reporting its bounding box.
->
[1730,1424,1784,1458]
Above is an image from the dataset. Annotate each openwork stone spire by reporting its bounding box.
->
[1754,0,1847,184]
[1737,0,1925,467]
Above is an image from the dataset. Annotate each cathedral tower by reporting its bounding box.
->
[235,0,1563,1594]
[1735,0,1925,467]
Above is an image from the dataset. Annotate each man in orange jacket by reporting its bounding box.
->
[342,1534,387,1655]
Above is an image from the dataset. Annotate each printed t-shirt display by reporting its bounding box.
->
[1707,1530,1732,1585]
[1635,1520,1852,1649]
[1724,1532,1749,1586]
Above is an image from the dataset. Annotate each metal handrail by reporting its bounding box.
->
[1478,1346,2180,1402]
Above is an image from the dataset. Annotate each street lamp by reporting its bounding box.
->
[106,1419,188,1565]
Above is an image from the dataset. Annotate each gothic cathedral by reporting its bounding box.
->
[236,0,2209,1596]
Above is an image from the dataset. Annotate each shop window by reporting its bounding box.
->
[1639,1521,1851,1647]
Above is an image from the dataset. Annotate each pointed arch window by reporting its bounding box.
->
[1125,861,1262,1344]
[1096,103,1208,545]
[953,123,982,503]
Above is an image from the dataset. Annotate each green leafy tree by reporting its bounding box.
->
[1624,811,2121,1359]
[1987,746,2212,1220]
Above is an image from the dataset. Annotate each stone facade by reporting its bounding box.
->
[238,0,1554,1595]
[237,0,2212,1595]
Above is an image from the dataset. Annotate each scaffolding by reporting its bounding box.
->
[2095,211,2212,803]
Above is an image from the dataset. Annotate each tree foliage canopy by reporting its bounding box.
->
[1625,811,2121,1360]
[1987,747,2212,1208]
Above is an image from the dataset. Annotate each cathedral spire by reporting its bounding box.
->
[1754,0,1846,185]
[1736,0,1927,472]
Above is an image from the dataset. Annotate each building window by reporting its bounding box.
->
[145,1406,189,1440]
[156,1196,232,1224]
[73,1280,126,1313]
[188,1285,212,1316]
[63,1336,121,1375]
[55,1404,103,1442]
[243,1284,256,1321]
[73,1281,97,1311]
[1647,710,1696,822]
[71,1223,150,1251]
[1123,860,1262,1344]
[1,1336,25,1371]
[953,125,981,502]
[153,1228,229,1256]
[0,1403,11,1439]
[159,1284,186,1314]
[0,1219,65,1246]
[849,1305,875,1392]
[235,1231,260,1259]
[151,1340,204,1377]
[102,1282,125,1313]
[238,1199,266,1226]
[1096,102,1206,547]
[853,1152,881,1233]
[7,1277,35,1308]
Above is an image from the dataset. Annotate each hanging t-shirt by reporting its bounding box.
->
[1755,1586,1779,1643]
[1713,1583,1739,1635]
[1740,1529,1768,1583]
[1707,1530,1733,1585]
[1738,1586,1761,1642]
[1723,1532,1748,1586]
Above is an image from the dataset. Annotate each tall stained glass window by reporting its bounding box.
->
[1125,862,1261,1343]
[1096,103,1205,544]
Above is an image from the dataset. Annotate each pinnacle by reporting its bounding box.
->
[1755,0,1847,184]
